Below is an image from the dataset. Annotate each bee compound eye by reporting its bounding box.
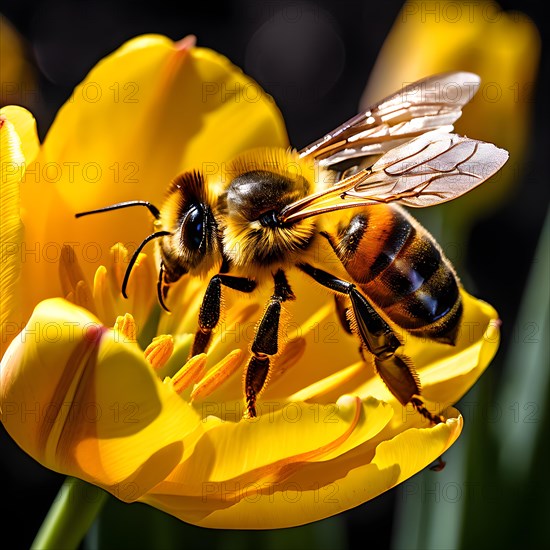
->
[182,203,205,251]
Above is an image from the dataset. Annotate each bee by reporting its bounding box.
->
[77,72,508,422]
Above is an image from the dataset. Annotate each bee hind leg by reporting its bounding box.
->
[297,262,445,426]
[375,355,445,425]
[244,269,295,418]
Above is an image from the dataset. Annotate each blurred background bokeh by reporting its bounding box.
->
[1,1,548,548]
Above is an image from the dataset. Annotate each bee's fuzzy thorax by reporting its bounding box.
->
[221,217,317,271]
[224,147,315,189]
[217,147,318,270]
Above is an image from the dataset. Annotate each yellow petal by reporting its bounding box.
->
[141,405,460,528]
[0,298,203,498]
[141,396,391,503]
[289,361,366,403]
[74,330,201,497]
[0,107,39,355]
[0,106,40,166]
[18,34,288,326]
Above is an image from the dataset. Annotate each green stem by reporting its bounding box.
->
[31,477,108,550]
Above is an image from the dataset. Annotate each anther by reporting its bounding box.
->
[190,349,243,401]
[171,353,207,394]
[144,334,174,371]
[113,313,137,342]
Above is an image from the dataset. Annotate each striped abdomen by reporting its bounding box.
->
[328,204,462,344]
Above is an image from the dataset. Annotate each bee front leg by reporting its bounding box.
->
[191,274,257,357]
[244,269,295,418]
[297,262,444,426]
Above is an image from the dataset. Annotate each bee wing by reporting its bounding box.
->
[280,131,509,223]
[299,71,481,168]
[346,131,509,206]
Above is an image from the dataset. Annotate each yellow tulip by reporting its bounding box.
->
[361,0,540,227]
[1,34,500,529]
[1,285,498,528]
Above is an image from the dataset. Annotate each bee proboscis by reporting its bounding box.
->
[77,72,508,423]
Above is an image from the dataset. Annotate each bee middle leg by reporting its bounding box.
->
[243,269,295,418]
[191,273,257,357]
[297,262,445,425]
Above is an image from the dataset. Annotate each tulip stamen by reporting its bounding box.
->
[144,334,174,371]
[170,353,207,394]
[89,244,156,329]
[74,280,96,313]
[59,245,96,314]
[190,349,243,401]
[92,266,112,322]
[114,313,137,342]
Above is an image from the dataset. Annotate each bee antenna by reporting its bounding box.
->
[75,201,161,220]
[122,230,171,298]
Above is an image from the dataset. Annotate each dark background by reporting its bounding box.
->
[1,1,548,548]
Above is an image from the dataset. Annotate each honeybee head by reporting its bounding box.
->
[160,171,221,278]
